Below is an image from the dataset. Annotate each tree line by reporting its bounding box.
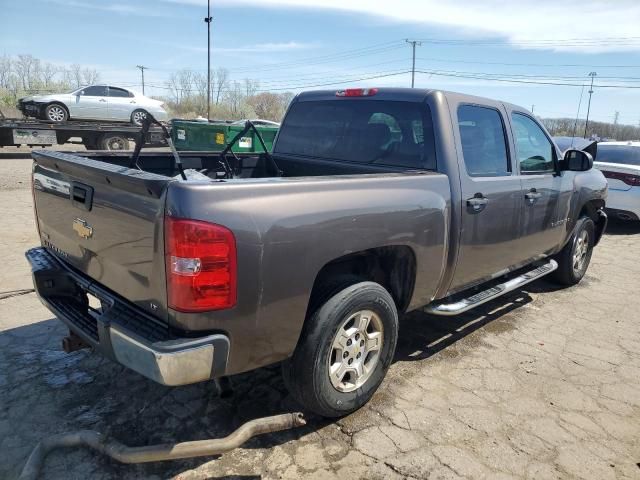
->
[0,54,294,122]
[1,54,639,137]
[541,117,640,142]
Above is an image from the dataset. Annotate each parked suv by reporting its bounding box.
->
[18,85,168,125]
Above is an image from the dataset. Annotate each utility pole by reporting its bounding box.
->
[531,105,535,114]
[405,39,422,88]
[204,0,212,120]
[136,65,147,95]
[583,72,597,139]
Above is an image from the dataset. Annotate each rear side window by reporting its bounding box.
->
[81,86,107,96]
[274,100,436,170]
[512,113,555,173]
[108,87,132,98]
[596,145,640,166]
[457,105,510,176]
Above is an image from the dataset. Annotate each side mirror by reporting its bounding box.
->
[77,90,84,96]
[562,149,593,172]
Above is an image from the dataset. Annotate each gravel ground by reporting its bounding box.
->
[0,155,639,479]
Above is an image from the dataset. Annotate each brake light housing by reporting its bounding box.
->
[336,88,378,97]
[601,170,640,187]
[165,217,237,312]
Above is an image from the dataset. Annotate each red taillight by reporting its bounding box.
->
[336,88,378,97]
[601,170,640,187]
[165,217,237,312]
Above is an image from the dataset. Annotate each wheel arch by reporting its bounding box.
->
[306,245,417,319]
[579,199,606,245]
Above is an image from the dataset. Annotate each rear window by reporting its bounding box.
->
[596,145,640,166]
[274,100,436,170]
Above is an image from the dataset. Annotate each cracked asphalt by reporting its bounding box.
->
[1,156,639,479]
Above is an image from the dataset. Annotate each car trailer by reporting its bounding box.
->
[0,109,167,151]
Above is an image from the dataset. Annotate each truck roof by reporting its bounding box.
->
[295,87,530,114]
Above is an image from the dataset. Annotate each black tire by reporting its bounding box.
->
[99,134,130,151]
[282,281,398,418]
[44,103,68,122]
[131,109,148,126]
[550,216,595,286]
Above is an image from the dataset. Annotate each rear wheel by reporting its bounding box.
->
[44,103,68,122]
[282,281,398,417]
[550,216,595,286]
[131,109,148,126]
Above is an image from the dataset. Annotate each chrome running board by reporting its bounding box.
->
[424,259,558,316]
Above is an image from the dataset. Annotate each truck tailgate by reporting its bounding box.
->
[31,150,172,320]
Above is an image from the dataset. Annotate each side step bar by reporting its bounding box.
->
[424,259,558,316]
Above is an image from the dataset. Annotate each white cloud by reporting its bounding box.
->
[46,0,171,17]
[167,0,640,53]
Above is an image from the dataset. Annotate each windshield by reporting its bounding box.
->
[274,100,436,170]
[596,145,640,166]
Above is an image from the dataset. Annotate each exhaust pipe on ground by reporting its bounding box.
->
[19,412,306,480]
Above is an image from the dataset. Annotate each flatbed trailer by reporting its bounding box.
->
[0,111,167,151]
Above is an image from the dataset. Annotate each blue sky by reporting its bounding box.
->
[2,0,640,124]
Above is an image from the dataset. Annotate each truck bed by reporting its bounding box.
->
[30,149,450,374]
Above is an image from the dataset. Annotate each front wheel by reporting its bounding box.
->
[282,281,398,417]
[550,216,595,286]
[44,103,68,122]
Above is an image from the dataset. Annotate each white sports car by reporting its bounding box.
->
[17,85,168,125]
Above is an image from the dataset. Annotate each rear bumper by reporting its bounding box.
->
[26,247,229,386]
[605,187,640,220]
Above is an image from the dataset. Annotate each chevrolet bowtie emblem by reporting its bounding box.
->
[73,218,93,239]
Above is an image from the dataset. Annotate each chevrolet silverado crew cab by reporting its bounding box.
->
[27,88,608,417]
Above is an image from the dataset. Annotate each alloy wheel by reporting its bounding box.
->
[328,309,384,393]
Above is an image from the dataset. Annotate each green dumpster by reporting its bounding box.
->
[171,120,278,152]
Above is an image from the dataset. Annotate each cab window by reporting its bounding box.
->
[457,105,510,177]
[512,113,555,173]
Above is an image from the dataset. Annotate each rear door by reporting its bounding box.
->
[448,102,524,292]
[508,111,563,260]
[72,85,108,119]
[106,86,135,121]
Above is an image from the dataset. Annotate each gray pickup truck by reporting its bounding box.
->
[27,88,607,417]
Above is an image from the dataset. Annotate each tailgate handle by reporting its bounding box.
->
[70,182,94,211]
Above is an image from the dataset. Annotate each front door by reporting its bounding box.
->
[449,103,524,292]
[509,112,563,260]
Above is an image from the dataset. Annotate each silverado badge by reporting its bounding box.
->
[73,218,93,239]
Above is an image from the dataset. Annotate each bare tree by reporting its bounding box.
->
[40,62,59,88]
[65,64,83,88]
[243,78,259,97]
[214,67,229,105]
[245,92,295,121]
[0,55,11,89]
[14,54,39,90]
[82,68,100,85]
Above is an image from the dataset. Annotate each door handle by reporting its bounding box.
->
[99,98,107,102]
[525,188,542,204]
[467,193,489,212]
